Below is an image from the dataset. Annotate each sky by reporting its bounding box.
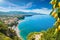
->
[0,0,52,14]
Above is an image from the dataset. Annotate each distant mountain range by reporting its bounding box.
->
[0,11,45,16]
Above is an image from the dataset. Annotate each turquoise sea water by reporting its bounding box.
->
[18,15,56,40]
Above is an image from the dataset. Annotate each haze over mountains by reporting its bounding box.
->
[0,11,45,16]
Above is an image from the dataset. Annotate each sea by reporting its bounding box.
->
[18,15,56,40]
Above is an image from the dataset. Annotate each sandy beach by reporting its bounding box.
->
[12,20,23,38]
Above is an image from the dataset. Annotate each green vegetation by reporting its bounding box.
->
[27,26,60,40]
[0,20,21,40]
[0,21,8,30]
[13,15,25,20]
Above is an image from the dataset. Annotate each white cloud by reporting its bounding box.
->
[0,6,52,14]
[0,1,51,15]
[17,8,52,14]
[0,0,4,3]
[31,8,52,14]
[7,2,33,9]
[0,1,33,9]
[0,2,33,11]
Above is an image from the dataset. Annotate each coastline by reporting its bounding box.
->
[12,20,23,39]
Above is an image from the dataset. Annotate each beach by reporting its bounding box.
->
[12,20,23,38]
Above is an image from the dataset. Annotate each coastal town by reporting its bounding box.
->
[0,17,18,25]
[0,15,32,26]
[0,15,24,40]
[0,14,33,40]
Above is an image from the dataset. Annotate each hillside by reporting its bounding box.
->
[0,20,21,40]
[27,26,60,40]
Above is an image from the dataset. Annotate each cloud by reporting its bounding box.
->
[0,0,5,3]
[17,8,52,14]
[0,1,33,9]
[0,6,52,14]
[31,8,52,14]
[0,1,51,14]
[0,2,33,11]
[6,2,33,9]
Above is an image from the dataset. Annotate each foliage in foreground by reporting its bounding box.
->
[27,26,60,40]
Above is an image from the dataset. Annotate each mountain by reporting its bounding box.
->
[0,11,45,16]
